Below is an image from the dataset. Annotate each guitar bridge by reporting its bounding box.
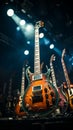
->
[32,85,43,103]
[32,95,43,104]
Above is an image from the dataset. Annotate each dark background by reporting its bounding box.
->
[0,0,73,94]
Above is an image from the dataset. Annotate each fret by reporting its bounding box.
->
[35,53,39,56]
[34,70,40,74]
[35,66,40,69]
[21,83,24,86]
[35,62,39,65]
[35,60,40,63]
[34,62,40,67]
[35,63,40,66]
[35,58,39,60]
[35,40,39,42]
[35,45,39,47]
[35,44,39,48]
[35,59,39,62]
[35,50,39,52]
[35,57,39,59]
[35,52,39,55]
[35,55,39,59]
[35,48,39,50]
[34,65,40,68]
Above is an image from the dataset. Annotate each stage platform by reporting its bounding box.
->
[0,113,73,130]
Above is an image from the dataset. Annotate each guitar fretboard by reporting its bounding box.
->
[21,67,25,97]
[34,26,41,75]
[50,60,58,91]
[61,58,70,89]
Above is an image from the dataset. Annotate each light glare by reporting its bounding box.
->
[26,24,34,32]
[20,20,26,26]
[24,50,29,55]
[39,33,44,38]
[16,26,20,31]
[50,44,54,49]
[7,9,14,16]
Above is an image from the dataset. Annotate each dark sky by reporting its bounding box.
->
[0,0,73,93]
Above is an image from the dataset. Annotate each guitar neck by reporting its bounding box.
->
[50,62,58,91]
[61,58,70,88]
[21,66,25,97]
[34,26,41,75]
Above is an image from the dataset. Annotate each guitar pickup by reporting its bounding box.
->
[32,85,42,95]
[32,74,42,81]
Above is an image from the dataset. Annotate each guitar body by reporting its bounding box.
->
[61,49,73,110]
[58,86,68,113]
[50,54,68,114]
[63,84,73,110]
[68,85,73,109]
[15,64,27,117]
[22,67,59,116]
[15,96,27,116]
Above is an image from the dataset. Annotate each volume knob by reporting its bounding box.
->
[44,88,48,93]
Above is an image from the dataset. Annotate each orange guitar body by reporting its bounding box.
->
[50,54,68,114]
[58,86,68,113]
[63,83,73,110]
[69,84,73,109]
[15,96,27,117]
[15,64,28,117]
[22,70,59,116]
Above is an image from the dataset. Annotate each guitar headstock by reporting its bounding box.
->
[62,48,66,59]
[35,21,44,28]
[50,54,56,63]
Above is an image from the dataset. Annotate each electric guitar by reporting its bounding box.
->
[50,54,68,113]
[15,63,27,116]
[22,21,59,116]
[61,48,73,110]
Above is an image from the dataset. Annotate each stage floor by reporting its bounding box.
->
[0,113,73,129]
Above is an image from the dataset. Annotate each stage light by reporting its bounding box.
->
[7,9,14,16]
[39,33,44,38]
[27,41,30,44]
[16,26,20,31]
[44,38,50,45]
[20,20,26,26]
[25,24,34,32]
[49,44,54,49]
[24,50,29,55]
[7,11,34,39]
[23,24,34,38]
